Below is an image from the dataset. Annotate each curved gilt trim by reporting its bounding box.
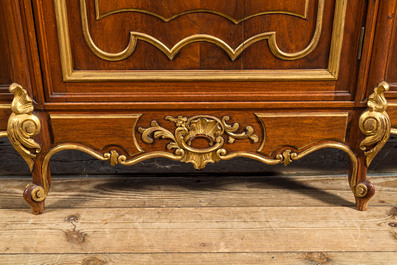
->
[95,0,310,24]
[80,0,324,61]
[31,140,366,202]
[0,131,7,138]
[33,144,186,202]
[391,128,397,135]
[7,83,41,171]
[220,142,365,197]
[359,82,391,167]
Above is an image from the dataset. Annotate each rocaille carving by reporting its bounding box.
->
[359,82,391,167]
[7,83,41,171]
[27,116,370,203]
[138,115,259,169]
[29,114,252,202]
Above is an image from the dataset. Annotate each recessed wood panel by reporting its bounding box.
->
[33,0,365,102]
[256,112,349,156]
[50,114,143,156]
[97,0,308,19]
[60,0,337,79]
[71,0,324,71]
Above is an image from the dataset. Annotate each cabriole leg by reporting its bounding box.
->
[354,81,391,210]
[351,155,375,211]
[23,152,51,215]
[7,83,50,214]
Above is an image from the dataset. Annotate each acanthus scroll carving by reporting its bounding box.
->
[138,115,259,169]
[7,83,41,171]
[359,81,391,167]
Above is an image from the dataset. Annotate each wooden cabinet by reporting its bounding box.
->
[1,0,395,214]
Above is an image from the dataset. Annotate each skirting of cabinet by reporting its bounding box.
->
[4,82,392,215]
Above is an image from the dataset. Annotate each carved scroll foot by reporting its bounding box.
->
[23,148,52,215]
[354,180,375,211]
[348,145,375,211]
[23,184,46,215]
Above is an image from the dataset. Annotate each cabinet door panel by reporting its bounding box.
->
[34,0,364,103]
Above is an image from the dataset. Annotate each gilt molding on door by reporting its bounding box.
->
[53,0,348,81]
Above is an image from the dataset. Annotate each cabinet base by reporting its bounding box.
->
[6,83,391,214]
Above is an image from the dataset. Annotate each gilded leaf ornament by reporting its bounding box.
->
[359,82,391,166]
[7,83,41,171]
[138,115,259,169]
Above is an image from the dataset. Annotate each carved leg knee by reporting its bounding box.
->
[349,152,376,211]
[24,156,51,215]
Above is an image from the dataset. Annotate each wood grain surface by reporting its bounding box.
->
[32,0,365,103]
[0,175,396,264]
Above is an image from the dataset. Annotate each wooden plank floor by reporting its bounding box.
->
[0,174,396,264]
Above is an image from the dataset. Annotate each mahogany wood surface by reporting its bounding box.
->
[32,0,365,103]
[256,112,349,156]
[362,0,397,127]
[1,0,396,213]
[0,1,12,101]
[72,0,323,71]
[51,114,143,157]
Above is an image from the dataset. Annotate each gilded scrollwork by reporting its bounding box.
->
[218,142,366,198]
[138,115,259,169]
[359,82,391,167]
[29,140,368,202]
[105,150,120,166]
[7,83,41,171]
[137,114,366,199]
[32,144,186,202]
[276,150,297,166]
